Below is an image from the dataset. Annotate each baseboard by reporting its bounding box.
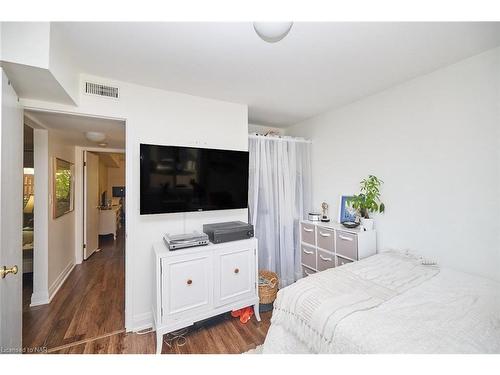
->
[30,290,50,306]
[48,261,75,303]
[132,312,153,332]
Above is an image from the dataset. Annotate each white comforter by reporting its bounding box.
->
[262,251,500,354]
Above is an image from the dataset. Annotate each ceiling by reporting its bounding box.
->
[25,110,125,149]
[54,22,500,127]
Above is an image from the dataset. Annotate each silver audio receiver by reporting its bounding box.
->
[163,231,209,251]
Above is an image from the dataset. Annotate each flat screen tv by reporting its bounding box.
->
[140,144,249,214]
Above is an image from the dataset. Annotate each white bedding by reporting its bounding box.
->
[262,251,500,354]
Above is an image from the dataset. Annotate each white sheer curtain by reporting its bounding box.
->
[248,135,312,287]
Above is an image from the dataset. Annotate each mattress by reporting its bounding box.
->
[262,251,500,354]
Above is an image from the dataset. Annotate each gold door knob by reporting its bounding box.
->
[1,265,18,279]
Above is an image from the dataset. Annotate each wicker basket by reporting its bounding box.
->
[258,270,279,304]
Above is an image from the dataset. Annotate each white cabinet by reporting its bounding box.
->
[214,247,255,307]
[162,254,212,318]
[300,220,377,276]
[153,238,260,354]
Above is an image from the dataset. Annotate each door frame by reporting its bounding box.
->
[78,147,125,264]
[22,108,128,330]
[20,106,131,332]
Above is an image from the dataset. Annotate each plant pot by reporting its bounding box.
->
[360,218,374,231]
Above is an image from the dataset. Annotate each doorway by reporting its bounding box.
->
[21,109,127,352]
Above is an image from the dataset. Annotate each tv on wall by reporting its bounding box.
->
[140,143,249,214]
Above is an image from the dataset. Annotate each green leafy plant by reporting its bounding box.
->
[349,175,385,219]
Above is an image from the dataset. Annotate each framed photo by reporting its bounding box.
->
[338,195,356,223]
[53,157,74,218]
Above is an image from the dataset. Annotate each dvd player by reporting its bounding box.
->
[203,221,254,244]
[163,231,209,250]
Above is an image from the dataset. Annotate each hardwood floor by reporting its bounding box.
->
[23,230,125,352]
[23,228,272,354]
[50,311,272,354]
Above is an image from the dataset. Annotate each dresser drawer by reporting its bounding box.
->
[317,249,335,272]
[317,227,334,251]
[336,231,358,260]
[336,255,354,267]
[302,265,316,277]
[162,255,211,319]
[301,223,316,245]
[301,244,316,269]
[214,247,255,307]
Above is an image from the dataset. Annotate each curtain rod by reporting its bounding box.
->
[248,133,312,144]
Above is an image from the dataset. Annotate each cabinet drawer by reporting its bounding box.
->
[336,231,358,260]
[301,244,316,269]
[214,247,255,307]
[317,249,335,272]
[301,223,315,245]
[162,255,211,318]
[336,255,354,267]
[317,227,334,251]
[302,265,316,278]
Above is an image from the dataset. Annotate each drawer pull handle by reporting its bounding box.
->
[187,279,193,285]
[234,268,239,274]
[303,249,314,255]
[319,254,333,262]
[303,227,313,233]
[319,231,331,237]
[339,235,353,241]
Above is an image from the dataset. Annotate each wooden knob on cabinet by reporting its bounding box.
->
[234,268,239,274]
[187,279,193,285]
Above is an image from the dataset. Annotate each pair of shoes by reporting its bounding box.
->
[231,306,254,324]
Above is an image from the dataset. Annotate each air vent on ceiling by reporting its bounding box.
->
[84,82,119,99]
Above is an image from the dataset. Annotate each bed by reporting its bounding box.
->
[261,250,500,354]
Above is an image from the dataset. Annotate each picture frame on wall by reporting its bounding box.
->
[338,195,356,223]
[53,157,74,218]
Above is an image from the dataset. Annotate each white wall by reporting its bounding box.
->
[107,159,125,196]
[21,74,248,330]
[288,47,500,281]
[47,132,76,292]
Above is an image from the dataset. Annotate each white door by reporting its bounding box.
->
[0,69,23,351]
[83,151,100,260]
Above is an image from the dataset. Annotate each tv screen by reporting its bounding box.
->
[140,144,249,214]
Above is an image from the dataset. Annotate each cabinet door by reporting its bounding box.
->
[214,247,256,307]
[162,254,211,320]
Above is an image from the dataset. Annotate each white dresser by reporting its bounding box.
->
[300,220,377,277]
[152,238,260,354]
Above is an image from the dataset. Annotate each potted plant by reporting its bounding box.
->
[349,175,385,230]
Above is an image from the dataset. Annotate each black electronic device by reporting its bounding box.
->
[140,144,249,214]
[203,221,254,244]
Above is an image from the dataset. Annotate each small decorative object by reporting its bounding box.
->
[320,202,330,222]
[339,195,357,223]
[53,158,74,218]
[342,221,360,229]
[308,212,321,221]
[349,175,385,231]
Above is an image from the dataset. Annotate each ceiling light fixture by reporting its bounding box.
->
[253,22,293,43]
[85,131,106,142]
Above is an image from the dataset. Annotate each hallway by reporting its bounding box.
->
[23,230,125,352]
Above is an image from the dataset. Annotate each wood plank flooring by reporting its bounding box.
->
[50,311,272,354]
[23,230,125,351]
[23,228,272,354]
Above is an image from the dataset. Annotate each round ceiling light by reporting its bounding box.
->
[85,131,106,142]
[253,22,293,43]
